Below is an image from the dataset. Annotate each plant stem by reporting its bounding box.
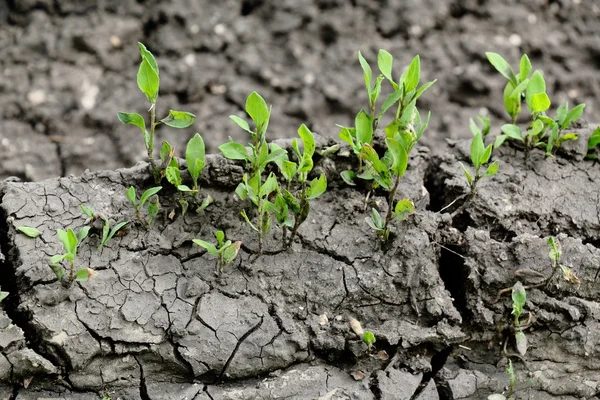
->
[383,175,401,236]
[149,103,159,183]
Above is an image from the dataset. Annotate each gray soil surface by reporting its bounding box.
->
[0,0,599,180]
[1,130,600,398]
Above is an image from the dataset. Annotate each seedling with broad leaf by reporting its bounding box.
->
[540,102,586,156]
[339,50,434,184]
[126,186,162,228]
[117,43,196,182]
[459,117,499,198]
[48,227,96,286]
[80,205,129,249]
[587,126,600,160]
[362,331,376,352]
[546,236,579,286]
[511,281,528,357]
[219,92,287,256]
[271,124,327,248]
[193,231,242,275]
[17,226,41,238]
[486,52,532,124]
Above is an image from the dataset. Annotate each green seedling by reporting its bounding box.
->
[126,186,162,228]
[193,231,242,275]
[362,331,376,352]
[0,292,7,302]
[186,133,206,192]
[511,281,528,356]
[219,92,287,256]
[487,359,517,400]
[460,118,499,198]
[486,52,532,124]
[48,227,96,286]
[340,51,434,182]
[547,236,579,285]
[587,126,600,160]
[117,43,196,182]
[541,102,585,156]
[271,124,327,249]
[17,226,41,238]
[81,205,128,249]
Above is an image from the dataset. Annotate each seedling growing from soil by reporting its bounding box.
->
[117,43,196,182]
[271,124,327,248]
[193,231,242,275]
[540,102,586,156]
[488,359,517,400]
[186,133,206,192]
[126,186,162,228]
[219,92,286,255]
[362,331,376,352]
[81,205,128,249]
[546,236,579,285]
[16,226,41,238]
[460,119,499,198]
[587,126,600,160]
[511,281,528,356]
[49,227,96,286]
[486,52,532,124]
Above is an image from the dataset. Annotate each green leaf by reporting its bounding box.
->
[318,144,340,157]
[480,144,493,166]
[297,154,314,176]
[166,158,182,187]
[307,174,327,200]
[519,54,532,82]
[193,239,219,257]
[469,118,481,136]
[459,162,473,185]
[146,197,159,224]
[501,124,524,141]
[126,186,137,207]
[17,226,41,238]
[159,141,173,165]
[486,52,515,84]
[298,124,316,158]
[379,90,403,119]
[49,262,64,281]
[526,71,546,111]
[140,186,162,207]
[100,218,110,248]
[470,133,485,169]
[363,331,376,347]
[503,82,520,121]
[280,161,297,182]
[0,292,7,302]
[556,102,569,126]
[76,226,90,243]
[186,133,205,188]
[80,205,95,218]
[588,127,600,150]
[339,127,356,149]
[222,241,242,265]
[361,145,392,190]
[57,229,76,255]
[394,199,415,222]
[358,51,373,94]
[371,208,384,229]
[377,49,394,83]
[117,112,146,133]
[508,79,529,100]
[412,80,436,102]
[355,110,373,145]
[515,331,528,356]
[100,221,128,249]
[547,236,561,263]
[370,75,384,108]
[138,42,159,76]
[528,119,545,137]
[494,135,508,149]
[260,173,278,198]
[137,58,159,104]
[215,230,225,246]
[558,133,578,145]
[160,110,196,128]
[562,103,585,130]
[341,170,356,186]
[404,55,420,92]
[511,281,526,319]
[219,140,250,161]
[483,161,499,177]
[386,137,409,177]
[531,93,551,113]
[245,91,270,129]
[230,115,252,133]
[75,268,98,282]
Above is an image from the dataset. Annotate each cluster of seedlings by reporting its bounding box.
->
[5,44,597,395]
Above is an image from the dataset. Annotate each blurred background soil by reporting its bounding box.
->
[0,0,598,181]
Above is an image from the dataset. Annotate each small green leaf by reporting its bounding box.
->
[100,222,128,249]
[117,112,146,133]
[138,42,159,76]
[139,186,162,207]
[404,55,420,92]
[511,281,526,319]
[480,144,493,166]
[503,82,520,121]
[355,110,373,145]
[230,115,252,133]
[531,93,551,113]
[49,262,64,281]
[526,71,547,111]
[501,124,524,141]
[483,161,499,177]
[459,162,473,185]
[508,79,529,100]
[587,127,600,150]
[186,133,205,188]
[245,91,270,129]
[394,199,415,222]
[137,58,159,104]
[193,239,219,257]
[562,103,585,130]
[515,331,528,356]
[222,241,242,265]
[80,205,95,218]
[166,158,182,187]
[100,218,110,248]
[362,331,376,350]
[318,144,340,157]
[339,127,357,149]
[486,52,515,84]
[77,226,90,243]
[17,226,41,238]
[370,208,384,229]
[547,236,561,263]
[341,170,356,186]
[386,137,409,177]
[260,173,279,198]
[75,268,98,282]
[412,80,436,102]
[377,49,394,83]
[558,133,578,145]
[358,51,373,94]
[379,90,403,119]
[146,197,159,225]
[215,231,225,246]
[219,140,250,161]
[280,161,297,182]
[126,186,137,207]
[298,124,316,158]
[556,102,569,126]
[0,292,7,302]
[519,54,532,82]
[307,174,327,200]
[470,133,485,170]
[160,110,196,128]
[50,254,66,265]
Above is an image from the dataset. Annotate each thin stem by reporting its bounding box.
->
[149,103,159,183]
[383,175,401,233]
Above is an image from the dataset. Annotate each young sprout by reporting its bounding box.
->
[540,102,586,156]
[219,92,286,256]
[547,236,579,286]
[587,126,600,160]
[340,51,435,183]
[459,117,499,198]
[186,133,206,192]
[125,186,162,228]
[487,359,517,400]
[511,281,528,356]
[80,205,128,249]
[362,331,376,352]
[193,231,242,275]
[16,226,41,238]
[486,52,532,124]
[48,227,96,286]
[271,124,327,249]
[117,43,196,182]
